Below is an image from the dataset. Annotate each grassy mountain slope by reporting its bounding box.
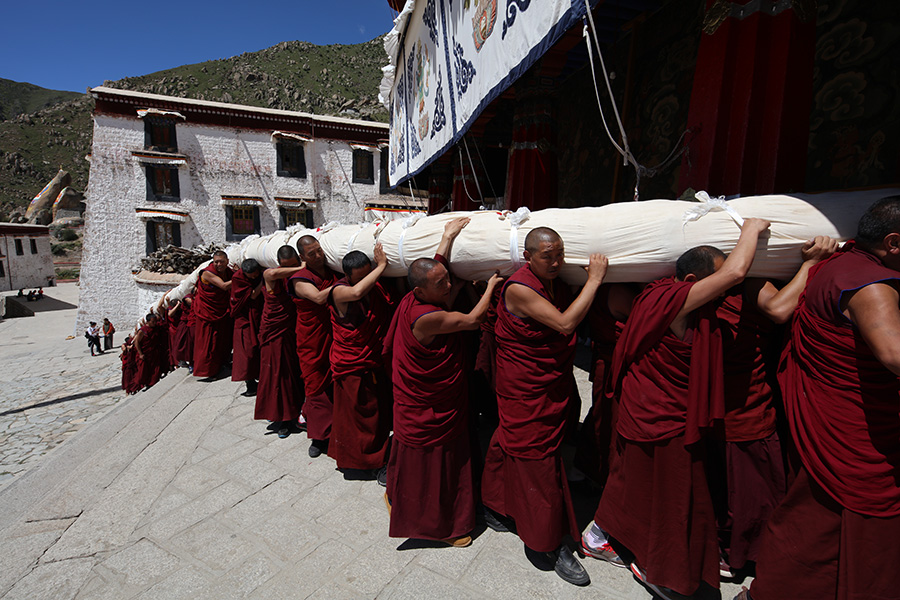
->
[0,36,389,216]
[0,78,81,121]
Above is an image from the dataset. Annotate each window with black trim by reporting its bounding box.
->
[144,117,178,153]
[146,166,180,201]
[353,149,374,184]
[276,142,306,178]
[14,239,23,255]
[379,154,389,193]
[226,206,260,241]
[145,220,181,255]
[30,238,38,254]
[0,260,5,278]
[279,207,314,229]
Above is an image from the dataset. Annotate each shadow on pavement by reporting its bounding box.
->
[0,385,122,416]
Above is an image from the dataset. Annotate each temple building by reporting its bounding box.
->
[78,87,423,330]
[0,223,54,293]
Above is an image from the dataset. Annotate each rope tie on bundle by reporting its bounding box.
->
[397,213,426,269]
[682,191,745,229]
[505,207,531,269]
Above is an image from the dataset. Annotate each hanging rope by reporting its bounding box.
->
[462,136,485,204]
[581,0,689,200]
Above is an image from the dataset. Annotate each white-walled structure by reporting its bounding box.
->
[0,223,55,293]
[78,87,424,331]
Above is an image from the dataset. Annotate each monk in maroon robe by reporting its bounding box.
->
[192,251,233,379]
[593,218,770,600]
[133,312,163,390]
[166,298,183,368]
[291,235,340,458]
[172,293,194,367]
[745,197,900,600]
[231,259,264,396]
[384,218,501,547]
[120,335,139,395]
[480,227,608,587]
[254,246,305,439]
[329,243,393,483]
[713,236,836,576]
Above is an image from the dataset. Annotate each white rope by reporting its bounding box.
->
[682,191,745,229]
[505,207,531,269]
[462,136,485,204]
[345,223,368,255]
[398,213,426,269]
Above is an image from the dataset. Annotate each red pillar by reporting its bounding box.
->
[679,1,816,196]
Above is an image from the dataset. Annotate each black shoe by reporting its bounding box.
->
[308,439,328,458]
[630,562,694,600]
[277,427,290,439]
[375,465,388,487]
[550,545,590,586]
[482,508,510,533]
[241,381,258,397]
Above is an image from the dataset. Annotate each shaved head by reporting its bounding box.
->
[408,258,439,290]
[524,227,562,254]
[276,245,299,266]
[296,235,318,257]
[213,250,228,260]
[856,195,900,252]
[676,245,726,281]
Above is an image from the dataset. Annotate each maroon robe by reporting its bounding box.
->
[230,270,262,383]
[384,291,475,541]
[328,279,393,471]
[597,277,723,596]
[254,278,303,422]
[715,286,786,570]
[481,265,578,553]
[135,322,163,390]
[167,309,181,367]
[290,266,339,441]
[192,263,233,377]
[751,244,900,600]
[121,342,140,395]
[173,294,194,364]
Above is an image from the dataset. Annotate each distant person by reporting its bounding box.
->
[16,289,23,297]
[26,291,35,302]
[37,287,44,299]
[102,318,115,350]
[85,321,103,356]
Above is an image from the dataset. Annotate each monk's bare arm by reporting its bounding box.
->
[293,280,332,305]
[435,217,469,259]
[506,254,608,336]
[263,266,305,292]
[201,269,233,291]
[676,218,771,321]
[751,236,838,324]
[332,244,388,305]
[132,329,145,358]
[167,300,181,318]
[846,283,900,375]
[414,273,502,342]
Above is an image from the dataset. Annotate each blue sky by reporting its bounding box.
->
[1,0,398,93]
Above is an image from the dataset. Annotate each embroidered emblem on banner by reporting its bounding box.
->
[393,74,405,168]
[424,0,439,45]
[416,41,431,141]
[471,0,498,51]
[501,0,531,39]
[453,42,476,99]
[406,51,422,158]
[431,68,446,138]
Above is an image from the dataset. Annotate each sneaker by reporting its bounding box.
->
[720,554,735,579]
[733,587,752,600]
[374,465,388,487]
[581,522,626,568]
[549,545,590,586]
[277,427,289,439]
[630,562,694,600]
[482,508,510,533]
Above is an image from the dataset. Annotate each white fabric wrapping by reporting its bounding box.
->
[158,189,899,315]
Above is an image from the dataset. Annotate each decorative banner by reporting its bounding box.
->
[382,0,597,187]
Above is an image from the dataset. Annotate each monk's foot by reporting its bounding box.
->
[374,465,387,487]
[719,553,735,579]
[581,522,626,568]
[549,545,590,586]
[441,534,472,548]
[733,587,752,600]
[630,562,694,600]
[383,492,391,515]
[241,381,257,397]
[277,423,290,438]
[481,507,511,533]
[308,439,328,458]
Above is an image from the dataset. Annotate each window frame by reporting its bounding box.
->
[279,207,314,229]
[14,238,23,256]
[0,259,5,278]
[276,141,307,178]
[144,117,178,153]
[29,238,38,254]
[145,165,181,202]
[352,149,374,184]
[145,219,182,255]
[225,206,261,241]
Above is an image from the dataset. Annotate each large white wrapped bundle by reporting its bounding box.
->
[163,188,899,313]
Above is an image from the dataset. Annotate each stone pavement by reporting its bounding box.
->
[0,286,747,600]
[0,283,124,488]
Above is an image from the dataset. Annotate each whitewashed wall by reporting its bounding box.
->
[0,234,54,292]
[78,113,386,331]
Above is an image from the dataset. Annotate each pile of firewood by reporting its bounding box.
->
[139,244,223,274]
